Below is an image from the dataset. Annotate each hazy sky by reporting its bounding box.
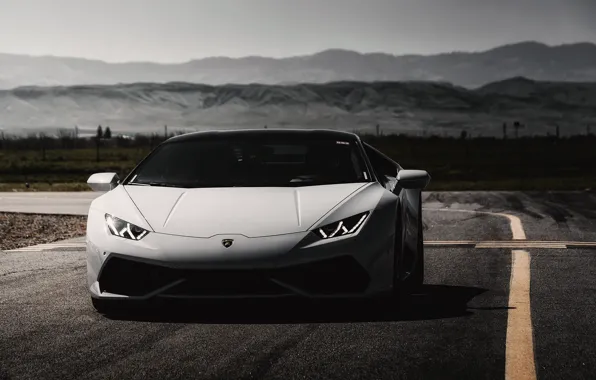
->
[1,0,595,63]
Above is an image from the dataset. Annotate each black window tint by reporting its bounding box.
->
[364,144,398,178]
[127,136,371,188]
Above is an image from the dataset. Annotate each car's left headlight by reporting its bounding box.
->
[105,214,149,241]
[313,211,369,239]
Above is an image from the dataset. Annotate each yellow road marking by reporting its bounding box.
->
[505,250,537,380]
[424,208,527,240]
[495,213,527,240]
[424,208,537,379]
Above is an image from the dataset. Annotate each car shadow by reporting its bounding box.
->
[103,284,492,324]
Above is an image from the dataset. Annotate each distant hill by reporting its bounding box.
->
[478,76,596,104]
[1,41,596,89]
[1,78,595,137]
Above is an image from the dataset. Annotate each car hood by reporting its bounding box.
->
[123,183,370,238]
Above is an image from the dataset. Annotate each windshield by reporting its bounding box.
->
[125,135,372,188]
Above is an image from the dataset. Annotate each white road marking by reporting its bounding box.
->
[424,240,567,249]
[425,241,477,246]
[7,242,87,252]
[428,240,596,245]
[424,240,592,249]
[476,242,565,249]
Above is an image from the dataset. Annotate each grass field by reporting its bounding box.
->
[1,134,594,191]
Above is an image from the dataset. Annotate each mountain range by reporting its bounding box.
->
[2,77,595,137]
[1,41,596,90]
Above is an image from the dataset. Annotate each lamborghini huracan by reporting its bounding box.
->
[86,129,430,313]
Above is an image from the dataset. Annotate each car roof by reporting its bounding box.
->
[165,128,360,143]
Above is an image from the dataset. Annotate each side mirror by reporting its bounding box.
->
[397,170,430,189]
[87,172,120,192]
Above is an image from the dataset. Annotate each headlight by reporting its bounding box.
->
[313,212,369,239]
[105,214,149,240]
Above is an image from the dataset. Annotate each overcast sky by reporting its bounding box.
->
[1,0,595,63]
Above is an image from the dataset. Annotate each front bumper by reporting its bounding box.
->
[86,210,396,300]
[92,254,373,299]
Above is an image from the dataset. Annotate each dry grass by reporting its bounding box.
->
[0,213,86,251]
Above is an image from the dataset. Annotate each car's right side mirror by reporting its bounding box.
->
[396,170,431,189]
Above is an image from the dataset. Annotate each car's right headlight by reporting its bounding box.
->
[105,214,149,241]
[313,211,369,239]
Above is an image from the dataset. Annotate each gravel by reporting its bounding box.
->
[0,213,86,251]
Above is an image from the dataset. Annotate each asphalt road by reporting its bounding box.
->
[1,191,595,380]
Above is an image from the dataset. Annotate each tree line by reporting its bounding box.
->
[1,123,594,156]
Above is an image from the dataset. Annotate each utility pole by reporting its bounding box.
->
[376,124,380,136]
[513,121,524,139]
[96,125,103,162]
[40,133,46,161]
[164,125,168,139]
[73,125,78,149]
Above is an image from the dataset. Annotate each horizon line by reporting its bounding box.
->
[1,40,594,65]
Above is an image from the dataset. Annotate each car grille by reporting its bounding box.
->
[98,255,370,298]
[163,270,289,296]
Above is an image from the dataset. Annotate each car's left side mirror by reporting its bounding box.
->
[397,170,431,189]
[87,172,120,192]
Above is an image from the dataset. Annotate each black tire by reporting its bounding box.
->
[387,205,406,309]
[406,215,424,290]
[396,199,425,295]
[385,198,424,309]
[403,198,424,290]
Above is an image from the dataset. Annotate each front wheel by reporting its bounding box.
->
[391,200,425,304]
[403,213,424,291]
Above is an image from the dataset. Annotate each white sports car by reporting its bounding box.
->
[86,129,430,313]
